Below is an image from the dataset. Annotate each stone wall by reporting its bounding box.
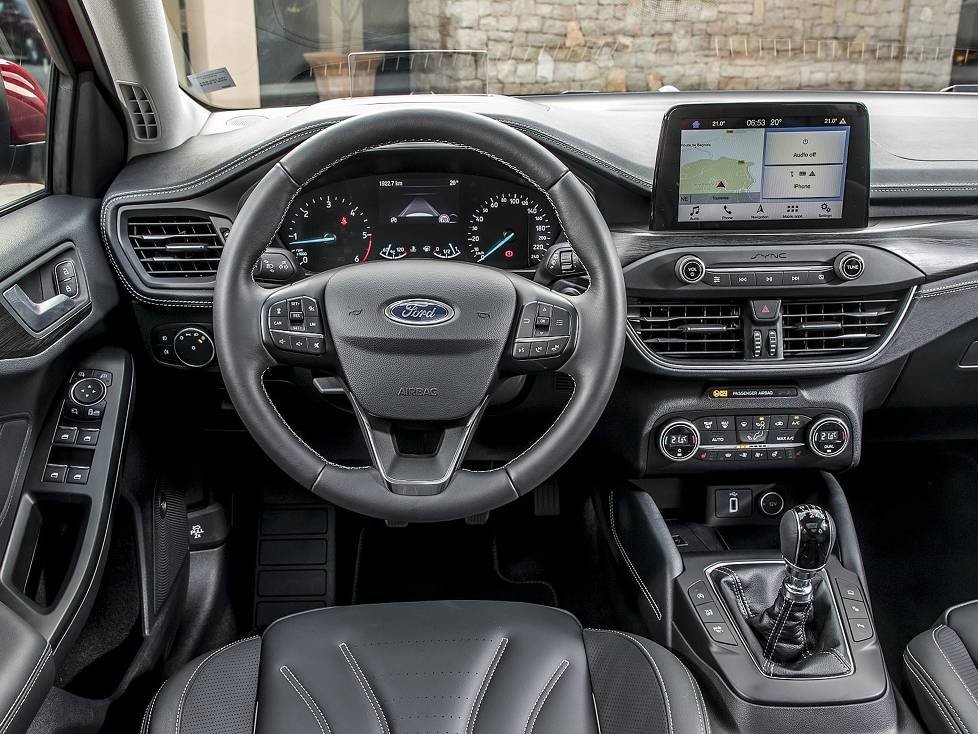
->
[406,0,964,93]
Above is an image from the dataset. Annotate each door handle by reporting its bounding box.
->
[3,284,75,333]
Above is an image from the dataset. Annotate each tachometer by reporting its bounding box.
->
[466,193,554,268]
[283,193,372,271]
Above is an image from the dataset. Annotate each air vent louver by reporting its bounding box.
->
[126,214,224,279]
[781,296,901,358]
[627,300,744,359]
[118,82,160,140]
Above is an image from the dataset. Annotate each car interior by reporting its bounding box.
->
[4,0,978,732]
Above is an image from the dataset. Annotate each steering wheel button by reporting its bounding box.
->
[537,303,552,318]
[290,335,310,352]
[546,337,569,355]
[271,331,291,349]
[289,311,304,323]
[306,337,325,355]
[302,297,320,315]
[550,307,571,337]
[270,301,288,318]
[269,316,288,330]
[304,317,323,333]
[513,341,532,359]
[530,340,548,357]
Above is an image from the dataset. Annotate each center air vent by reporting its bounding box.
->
[125,213,227,280]
[627,300,744,359]
[781,295,902,358]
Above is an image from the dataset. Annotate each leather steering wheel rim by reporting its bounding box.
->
[214,108,625,522]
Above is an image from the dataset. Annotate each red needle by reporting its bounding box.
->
[362,237,373,263]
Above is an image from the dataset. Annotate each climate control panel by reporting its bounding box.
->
[653,410,853,471]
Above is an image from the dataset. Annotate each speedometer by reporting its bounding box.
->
[466,193,554,268]
[283,193,372,271]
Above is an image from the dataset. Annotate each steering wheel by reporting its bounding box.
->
[214,109,625,522]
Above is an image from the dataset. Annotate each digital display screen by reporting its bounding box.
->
[651,103,869,231]
[375,178,463,260]
[678,117,850,223]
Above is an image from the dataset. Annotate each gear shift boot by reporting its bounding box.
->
[711,562,853,678]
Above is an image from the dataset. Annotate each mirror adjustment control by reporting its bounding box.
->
[675,255,706,284]
[807,415,850,457]
[70,377,106,406]
[659,419,699,461]
[834,252,865,281]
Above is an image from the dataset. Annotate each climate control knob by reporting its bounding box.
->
[807,415,850,458]
[675,255,706,284]
[659,419,700,461]
[834,252,865,281]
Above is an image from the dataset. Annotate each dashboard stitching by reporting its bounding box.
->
[919,279,978,297]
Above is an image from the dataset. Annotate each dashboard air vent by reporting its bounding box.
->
[627,300,744,359]
[781,296,902,358]
[126,214,224,279]
[118,82,160,141]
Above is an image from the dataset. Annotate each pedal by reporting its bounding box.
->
[534,480,560,516]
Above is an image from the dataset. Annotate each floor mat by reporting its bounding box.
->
[845,440,978,676]
[351,520,558,606]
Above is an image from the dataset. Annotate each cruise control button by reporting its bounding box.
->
[513,341,532,359]
[269,316,288,330]
[269,301,288,319]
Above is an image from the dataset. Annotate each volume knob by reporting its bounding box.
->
[675,255,706,284]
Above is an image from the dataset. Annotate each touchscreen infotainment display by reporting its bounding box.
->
[652,103,869,231]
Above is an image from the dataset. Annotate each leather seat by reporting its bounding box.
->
[904,600,978,734]
[142,600,710,734]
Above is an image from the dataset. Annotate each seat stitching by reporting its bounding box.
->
[0,645,51,734]
[678,660,707,734]
[934,626,978,711]
[595,630,674,734]
[465,637,509,734]
[608,491,663,621]
[907,656,967,734]
[140,685,163,734]
[907,648,970,733]
[339,642,391,734]
[523,659,569,734]
[713,567,752,618]
[280,665,333,734]
[174,636,259,734]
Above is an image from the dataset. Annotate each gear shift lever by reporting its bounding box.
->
[779,504,836,604]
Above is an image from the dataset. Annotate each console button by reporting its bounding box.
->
[703,619,738,646]
[54,260,76,281]
[67,466,90,485]
[731,272,755,287]
[734,450,751,461]
[771,430,800,443]
[737,428,768,443]
[696,602,724,625]
[717,416,734,431]
[752,416,769,430]
[788,414,810,429]
[54,426,78,445]
[704,431,734,446]
[808,270,831,285]
[759,491,785,516]
[751,300,780,322]
[77,428,100,447]
[768,448,785,460]
[694,417,717,432]
[784,270,807,286]
[704,271,730,287]
[848,617,873,642]
[93,370,113,386]
[756,271,783,287]
[751,449,768,460]
[71,378,106,406]
[80,401,106,421]
[770,415,789,429]
[58,277,79,298]
[836,580,865,603]
[841,599,869,620]
[717,450,737,461]
[735,416,752,431]
[688,581,712,606]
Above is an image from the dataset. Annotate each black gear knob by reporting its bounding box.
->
[780,504,835,572]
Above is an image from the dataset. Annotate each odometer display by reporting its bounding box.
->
[466,193,553,268]
[283,193,372,271]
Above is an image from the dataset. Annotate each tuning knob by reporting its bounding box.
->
[834,252,865,281]
[807,415,850,458]
[675,255,706,284]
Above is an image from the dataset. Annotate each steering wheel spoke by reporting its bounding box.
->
[501,275,578,375]
[261,273,337,368]
[348,392,489,496]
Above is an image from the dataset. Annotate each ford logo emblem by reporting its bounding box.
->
[385,298,455,326]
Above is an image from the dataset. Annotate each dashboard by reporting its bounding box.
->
[277,174,560,273]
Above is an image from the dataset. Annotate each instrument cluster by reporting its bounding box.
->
[278,174,560,272]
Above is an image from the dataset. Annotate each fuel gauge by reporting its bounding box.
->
[432,242,462,259]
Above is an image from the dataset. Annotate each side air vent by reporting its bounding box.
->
[118,82,160,140]
[627,300,744,359]
[781,295,902,358]
[126,213,225,279]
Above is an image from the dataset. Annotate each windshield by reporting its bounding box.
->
[161,0,978,109]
